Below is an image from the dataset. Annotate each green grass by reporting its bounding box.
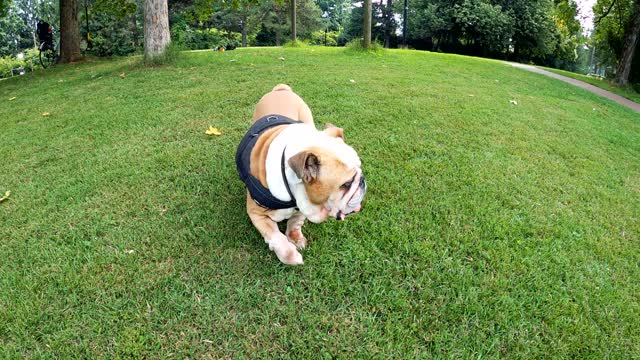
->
[1,47,639,358]
[542,66,640,104]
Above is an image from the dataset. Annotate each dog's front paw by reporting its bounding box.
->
[286,229,308,250]
[269,235,304,265]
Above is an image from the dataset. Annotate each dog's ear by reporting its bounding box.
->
[289,151,320,183]
[323,123,344,141]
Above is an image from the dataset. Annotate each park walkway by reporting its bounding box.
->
[509,62,640,113]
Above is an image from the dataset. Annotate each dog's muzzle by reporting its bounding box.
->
[337,174,367,221]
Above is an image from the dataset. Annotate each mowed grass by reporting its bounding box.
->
[542,66,640,104]
[1,47,639,358]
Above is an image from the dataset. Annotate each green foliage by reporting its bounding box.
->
[452,0,514,53]
[592,0,638,80]
[93,0,137,18]
[283,39,309,47]
[309,30,339,46]
[0,48,41,78]
[171,22,241,50]
[89,13,140,57]
[143,41,183,66]
[345,38,384,53]
[0,0,58,57]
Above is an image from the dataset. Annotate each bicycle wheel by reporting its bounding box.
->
[39,44,56,69]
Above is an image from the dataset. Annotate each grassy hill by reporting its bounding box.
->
[1,47,638,357]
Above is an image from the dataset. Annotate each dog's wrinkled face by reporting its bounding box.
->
[288,126,366,223]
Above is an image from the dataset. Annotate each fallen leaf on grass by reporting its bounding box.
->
[190,66,198,70]
[229,59,237,62]
[509,100,518,105]
[278,57,285,61]
[125,249,135,254]
[205,126,222,136]
[349,79,356,83]
[42,112,50,116]
[119,72,126,79]
[8,97,16,101]
[0,190,11,203]
[468,94,475,97]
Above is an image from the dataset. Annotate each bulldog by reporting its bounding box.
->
[236,84,367,265]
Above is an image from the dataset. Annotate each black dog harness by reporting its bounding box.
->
[236,115,302,209]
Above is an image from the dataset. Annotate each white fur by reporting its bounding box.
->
[264,123,363,223]
[267,232,303,265]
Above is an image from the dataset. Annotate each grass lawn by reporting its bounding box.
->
[1,47,639,357]
[541,66,640,104]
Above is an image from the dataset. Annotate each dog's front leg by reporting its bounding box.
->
[247,193,303,265]
[286,212,307,250]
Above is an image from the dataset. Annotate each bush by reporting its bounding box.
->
[89,13,140,57]
[144,42,183,66]
[345,38,384,53]
[309,30,339,46]
[172,22,241,50]
[0,48,42,79]
[283,39,310,48]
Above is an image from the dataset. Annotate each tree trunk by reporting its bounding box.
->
[290,0,296,43]
[241,22,247,47]
[383,0,392,48]
[615,2,640,86]
[32,29,38,50]
[363,0,372,48]
[131,14,139,48]
[59,0,81,63]
[144,0,170,59]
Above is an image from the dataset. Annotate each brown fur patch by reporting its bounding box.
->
[300,146,356,205]
[252,86,315,126]
[249,125,287,187]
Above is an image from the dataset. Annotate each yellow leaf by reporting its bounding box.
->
[205,126,222,136]
[119,72,126,78]
[42,112,50,116]
[8,97,16,101]
[0,190,10,203]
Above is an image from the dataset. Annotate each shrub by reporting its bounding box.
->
[172,22,241,50]
[345,38,384,54]
[0,48,42,79]
[309,30,339,46]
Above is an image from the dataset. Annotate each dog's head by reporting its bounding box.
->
[288,124,366,223]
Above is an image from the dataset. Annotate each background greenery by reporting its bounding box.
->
[3,0,639,93]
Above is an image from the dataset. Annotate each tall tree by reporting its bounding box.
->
[290,0,296,42]
[614,1,640,85]
[594,0,640,85]
[144,0,170,58]
[363,0,371,48]
[59,0,81,63]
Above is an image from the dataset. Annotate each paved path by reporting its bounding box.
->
[509,62,640,113]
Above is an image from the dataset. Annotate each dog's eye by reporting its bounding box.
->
[341,180,353,190]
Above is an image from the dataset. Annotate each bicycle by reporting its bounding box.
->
[37,20,59,69]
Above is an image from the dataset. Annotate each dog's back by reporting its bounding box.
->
[252,84,314,126]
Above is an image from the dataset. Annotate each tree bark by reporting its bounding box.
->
[290,0,296,42]
[144,0,170,59]
[615,2,640,86]
[363,0,372,48]
[383,0,391,48]
[241,17,247,47]
[59,0,81,63]
[131,14,139,48]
